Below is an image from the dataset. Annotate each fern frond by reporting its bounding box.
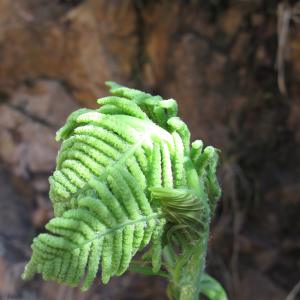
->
[22,81,222,293]
[23,189,164,289]
[150,187,210,243]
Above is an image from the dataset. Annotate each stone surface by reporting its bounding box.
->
[0,80,78,177]
[0,0,137,105]
[238,270,286,300]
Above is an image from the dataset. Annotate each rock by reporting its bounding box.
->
[251,14,264,27]
[0,128,18,166]
[238,269,286,300]
[0,0,137,106]
[218,7,244,36]
[290,27,300,82]
[288,93,300,143]
[10,80,78,128]
[0,168,33,298]
[230,32,251,62]
[266,182,300,206]
[158,33,211,138]
[18,122,58,174]
[204,52,227,88]
[0,104,56,177]
[31,196,53,228]
[32,177,49,193]
[0,1,299,299]
[0,80,78,177]
[142,2,181,87]
[0,257,23,297]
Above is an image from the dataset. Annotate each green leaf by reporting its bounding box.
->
[150,187,210,242]
[200,274,228,300]
[22,176,165,290]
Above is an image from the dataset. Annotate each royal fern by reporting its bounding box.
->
[22,82,225,300]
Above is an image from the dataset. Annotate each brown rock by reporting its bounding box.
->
[0,106,55,176]
[0,129,18,165]
[15,121,57,175]
[0,0,138,106]
[142,2,180,87]
[0,105,26,130]
[251,14,264,27]
[31,195,52,228]
[32,177,49,192]
[159,33,211,137]
[219,7,244,36]
[238,269,286,300]
[0,167,33,298]
[0,1,298,299]
[204,52,226,88]
[0,258,25,297]
[288,97,300,143]
[230,32,251,62]
[290,29,300,80]
[0,80,79,177]
[10,80,79,128]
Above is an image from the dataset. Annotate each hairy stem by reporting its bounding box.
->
[167,229,209,300]
[167,157,210,300]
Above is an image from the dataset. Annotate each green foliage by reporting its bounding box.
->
[22,82,224,299]
[200,274,228,300]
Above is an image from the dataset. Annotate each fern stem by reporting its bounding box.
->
[129,262,169,279]
[160,156,211,300]
[68,213,163,252]
[168,230,209,300]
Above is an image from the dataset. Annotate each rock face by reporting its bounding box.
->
[0,0,137,105]
[0,0,299,299]
[0,80,78,177]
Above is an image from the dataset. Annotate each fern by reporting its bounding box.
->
[22,82,225,300]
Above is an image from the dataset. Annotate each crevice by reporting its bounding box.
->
[174,28,228,55]
[0,90,9,104]
[131,1,148,87]
[24,75,76,99]
[5,102,56,129]
[58,0,85,7]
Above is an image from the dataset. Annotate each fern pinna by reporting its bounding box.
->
[22,82,225,300]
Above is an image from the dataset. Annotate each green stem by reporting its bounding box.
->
[168,158,210,300]
[168,230,209,300]
[163,245,176,272]
[129,262,169,279]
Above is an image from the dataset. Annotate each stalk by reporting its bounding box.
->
[166,229,209,300]
[166,157,211,300]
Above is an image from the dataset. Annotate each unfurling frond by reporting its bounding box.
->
[22,82,221,292]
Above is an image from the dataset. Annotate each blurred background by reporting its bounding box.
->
[0,0,299,299]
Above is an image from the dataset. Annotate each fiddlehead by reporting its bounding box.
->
[22,82,223,299]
